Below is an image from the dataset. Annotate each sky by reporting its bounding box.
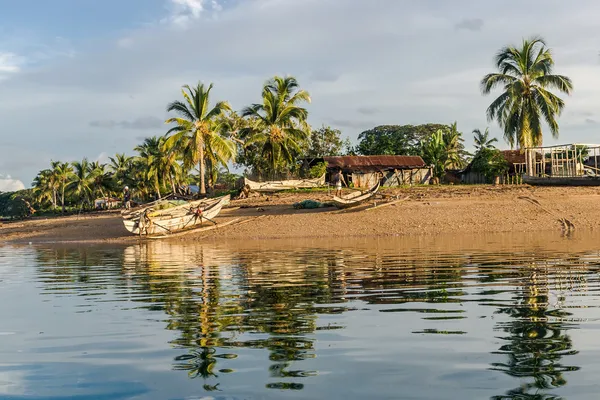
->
[1,0,600,190]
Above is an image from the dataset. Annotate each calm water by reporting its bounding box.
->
[2,233,600,399]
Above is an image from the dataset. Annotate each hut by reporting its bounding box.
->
[309,155,432,188]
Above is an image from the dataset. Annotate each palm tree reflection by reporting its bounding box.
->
[490,263,579,400]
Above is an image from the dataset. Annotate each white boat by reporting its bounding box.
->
[244,175,325,192]
[122,195,230,236]
[331,181,380,208]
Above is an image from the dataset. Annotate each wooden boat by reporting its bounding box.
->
[331,181,380,208]
[122,195,230,236]
[523,175,600,186]
[244,175,325,192]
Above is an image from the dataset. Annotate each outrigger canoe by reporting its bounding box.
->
[244,175,325,192]
[331,181,380,209]
[122,194,230,236]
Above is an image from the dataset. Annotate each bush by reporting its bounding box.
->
[308,162,327,178]
[471,148,509,182]
[0,190,35,219]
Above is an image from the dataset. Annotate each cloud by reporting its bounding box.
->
[0,53,22,80]
[455,18,484,32]
[309,70,340,83]
[3,0,600,184]
[0,175,25,192]
[165,0,223,27]
[357,107,378,115]
[89,117,164,130]
[585,118,597,125]
[329,119,376,130]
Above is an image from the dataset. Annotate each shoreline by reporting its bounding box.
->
[1,185,600,245]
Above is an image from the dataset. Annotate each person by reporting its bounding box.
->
[332,169,347,196]
[123,186,131,210]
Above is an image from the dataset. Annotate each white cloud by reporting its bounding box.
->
[2,0,600,183]
[0,53,22,81]
[164,0,223,27]
[0,175,25,192]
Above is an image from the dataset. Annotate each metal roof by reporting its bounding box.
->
[323,155,427,170]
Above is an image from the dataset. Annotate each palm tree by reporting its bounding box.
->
[165,82,235,196]
[53,161,74,213]
[473,128,498,152]
[135,136,164,199]
[481,36,573,174]
[32,169,56,210]
[240,76,311,178]
[70,159,95,209]
[109,153,134,188]
[443,122,467,170]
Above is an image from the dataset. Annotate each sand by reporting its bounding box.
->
[1,185,599,244]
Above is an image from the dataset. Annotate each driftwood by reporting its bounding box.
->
[365,196,410,211]
[517,196,575,233]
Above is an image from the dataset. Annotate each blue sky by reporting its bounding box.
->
[1,0,600,190]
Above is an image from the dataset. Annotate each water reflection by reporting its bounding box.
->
[6,233,600,398]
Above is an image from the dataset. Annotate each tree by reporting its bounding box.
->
[69,159,95,209]
[443,122,468,170]
[481,36,573,174]
[240,76,311,178]
[471,148,509,182]
[109,153,134,188]
[165,82,235,196]
[306,125,344,157]
[356,124,450,156]
[473,128,498,152]
[53,161,74,213]
[421,130,447,181]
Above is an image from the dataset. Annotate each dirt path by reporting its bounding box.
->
[2,185,599,244]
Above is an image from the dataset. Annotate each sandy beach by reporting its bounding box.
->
[1,185,599,244]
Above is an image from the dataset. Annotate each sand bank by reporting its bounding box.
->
[1,185,599,244]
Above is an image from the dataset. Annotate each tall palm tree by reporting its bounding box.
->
[481,36,573,174]
[69,158,95,209]
[109,153,134,188]
[165,82,235,196]
[240,76,311,178]
[473,128,498,152]
[443,122,467,170]
[135,136,164,199]
[32,169,56,210]
[53,161,73,213]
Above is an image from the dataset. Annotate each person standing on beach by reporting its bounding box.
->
[332,169,347,196]
[123,186,131,210]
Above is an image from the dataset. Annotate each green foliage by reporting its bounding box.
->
[165,82,235,195]
[0,190,35,219]
[307,162,327,178]
[307,125,344,157]
[421,130,447,179]
[481,36,573,150]
[420,123,469,180]
[240,76,311,178]
[471,148,509,181]
[356,124,450,156]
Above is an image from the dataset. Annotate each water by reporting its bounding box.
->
[2,232,600,399]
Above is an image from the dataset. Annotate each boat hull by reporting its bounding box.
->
[331,182,380,208]
[122,195,230,236]
[523,176,600,186]
[244,175,325,192]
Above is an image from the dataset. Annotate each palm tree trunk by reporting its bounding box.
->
[61,183,66,214]
[199,140,206,196]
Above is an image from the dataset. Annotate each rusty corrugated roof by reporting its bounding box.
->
[323,155,427,170]
[500,150,542,164]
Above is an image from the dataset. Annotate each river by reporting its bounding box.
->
[1,231,600,399]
